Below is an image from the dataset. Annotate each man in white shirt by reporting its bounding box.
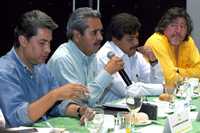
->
[97,13,165,103]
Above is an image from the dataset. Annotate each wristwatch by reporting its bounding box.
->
[163,85,165,93]
[149,60,158,66]
[77,106,81,118]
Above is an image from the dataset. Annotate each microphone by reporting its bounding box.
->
[107,51,132,86]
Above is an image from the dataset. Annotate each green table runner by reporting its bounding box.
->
[33,96,200,133]
[33,117,88,133]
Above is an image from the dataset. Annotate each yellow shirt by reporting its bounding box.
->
[145,33,200,86]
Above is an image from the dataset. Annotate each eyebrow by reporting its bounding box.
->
[91,28,103,32]
[39,38,50,41]
[171,19,186,24]
[127,35,138,38]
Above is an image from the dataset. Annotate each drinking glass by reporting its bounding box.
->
[117,111,132,132]
[125,95,143,127]
[85,108,104,133]
[165,85,177,110]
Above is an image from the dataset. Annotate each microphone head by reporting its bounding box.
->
[107,51,115,59]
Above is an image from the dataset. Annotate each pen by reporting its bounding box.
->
[42,115,53,128]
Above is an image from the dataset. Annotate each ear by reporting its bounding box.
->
[112,36,120,46]
[72,30,81,43]
[18,35,28,47]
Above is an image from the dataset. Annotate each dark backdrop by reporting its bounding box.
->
[0,0,186,58]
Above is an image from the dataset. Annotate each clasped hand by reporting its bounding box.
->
[79,106,95,125]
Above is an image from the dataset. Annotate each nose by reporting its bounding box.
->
[96,31,103,41]
[132,38,139,47]
[176,25,182,33]
[44,44,51,54]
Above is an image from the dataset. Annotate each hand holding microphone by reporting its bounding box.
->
[106,51,132,86]
[104,52,124,75]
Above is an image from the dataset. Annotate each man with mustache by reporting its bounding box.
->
[96,13,166,102]
[48,7,124,106]
[145,7,200,87]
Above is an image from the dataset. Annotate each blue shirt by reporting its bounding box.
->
[47,40,113,106]
[0,48,69,127]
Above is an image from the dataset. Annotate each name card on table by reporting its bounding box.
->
[163,110,192,133]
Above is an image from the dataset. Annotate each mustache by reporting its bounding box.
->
[95,40,102,45]
[135,46,143,51]
[172,33,183,38]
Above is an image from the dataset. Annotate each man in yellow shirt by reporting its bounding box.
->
[145,7,200,86]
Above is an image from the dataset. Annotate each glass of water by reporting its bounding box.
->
[85,108,104,133]
[117,111,131,131]
[126,95,143,127]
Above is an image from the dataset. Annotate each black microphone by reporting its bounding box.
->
[107,51,132,86]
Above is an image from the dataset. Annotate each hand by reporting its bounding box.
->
[55,83,89,100]
[163,84,176,94]
[104,56,124,74]
[79,107,95,125]
[137,46,156,62]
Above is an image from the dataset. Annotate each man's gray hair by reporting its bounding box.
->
[66,7,101,39]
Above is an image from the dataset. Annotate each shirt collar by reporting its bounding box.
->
[109,41,125,58]
[69,40,96,64]
[109,41,137,59]
[12,47,35,73]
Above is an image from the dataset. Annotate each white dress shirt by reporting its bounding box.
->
[150,62,164,84]
[96,41,164,103]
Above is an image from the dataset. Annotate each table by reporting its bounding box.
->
[33,96,200,133]
[145,96,200,133]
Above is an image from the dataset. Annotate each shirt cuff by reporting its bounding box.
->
[178,68,186,76]
[57,100,73,115]
[148,83,163,95]
[16,102,33,126]
[137,82,163,96]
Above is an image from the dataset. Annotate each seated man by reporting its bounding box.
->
[0,10,94,127]
[145,7,200,87]
[96,13,166,103]
[47,7,124,107]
